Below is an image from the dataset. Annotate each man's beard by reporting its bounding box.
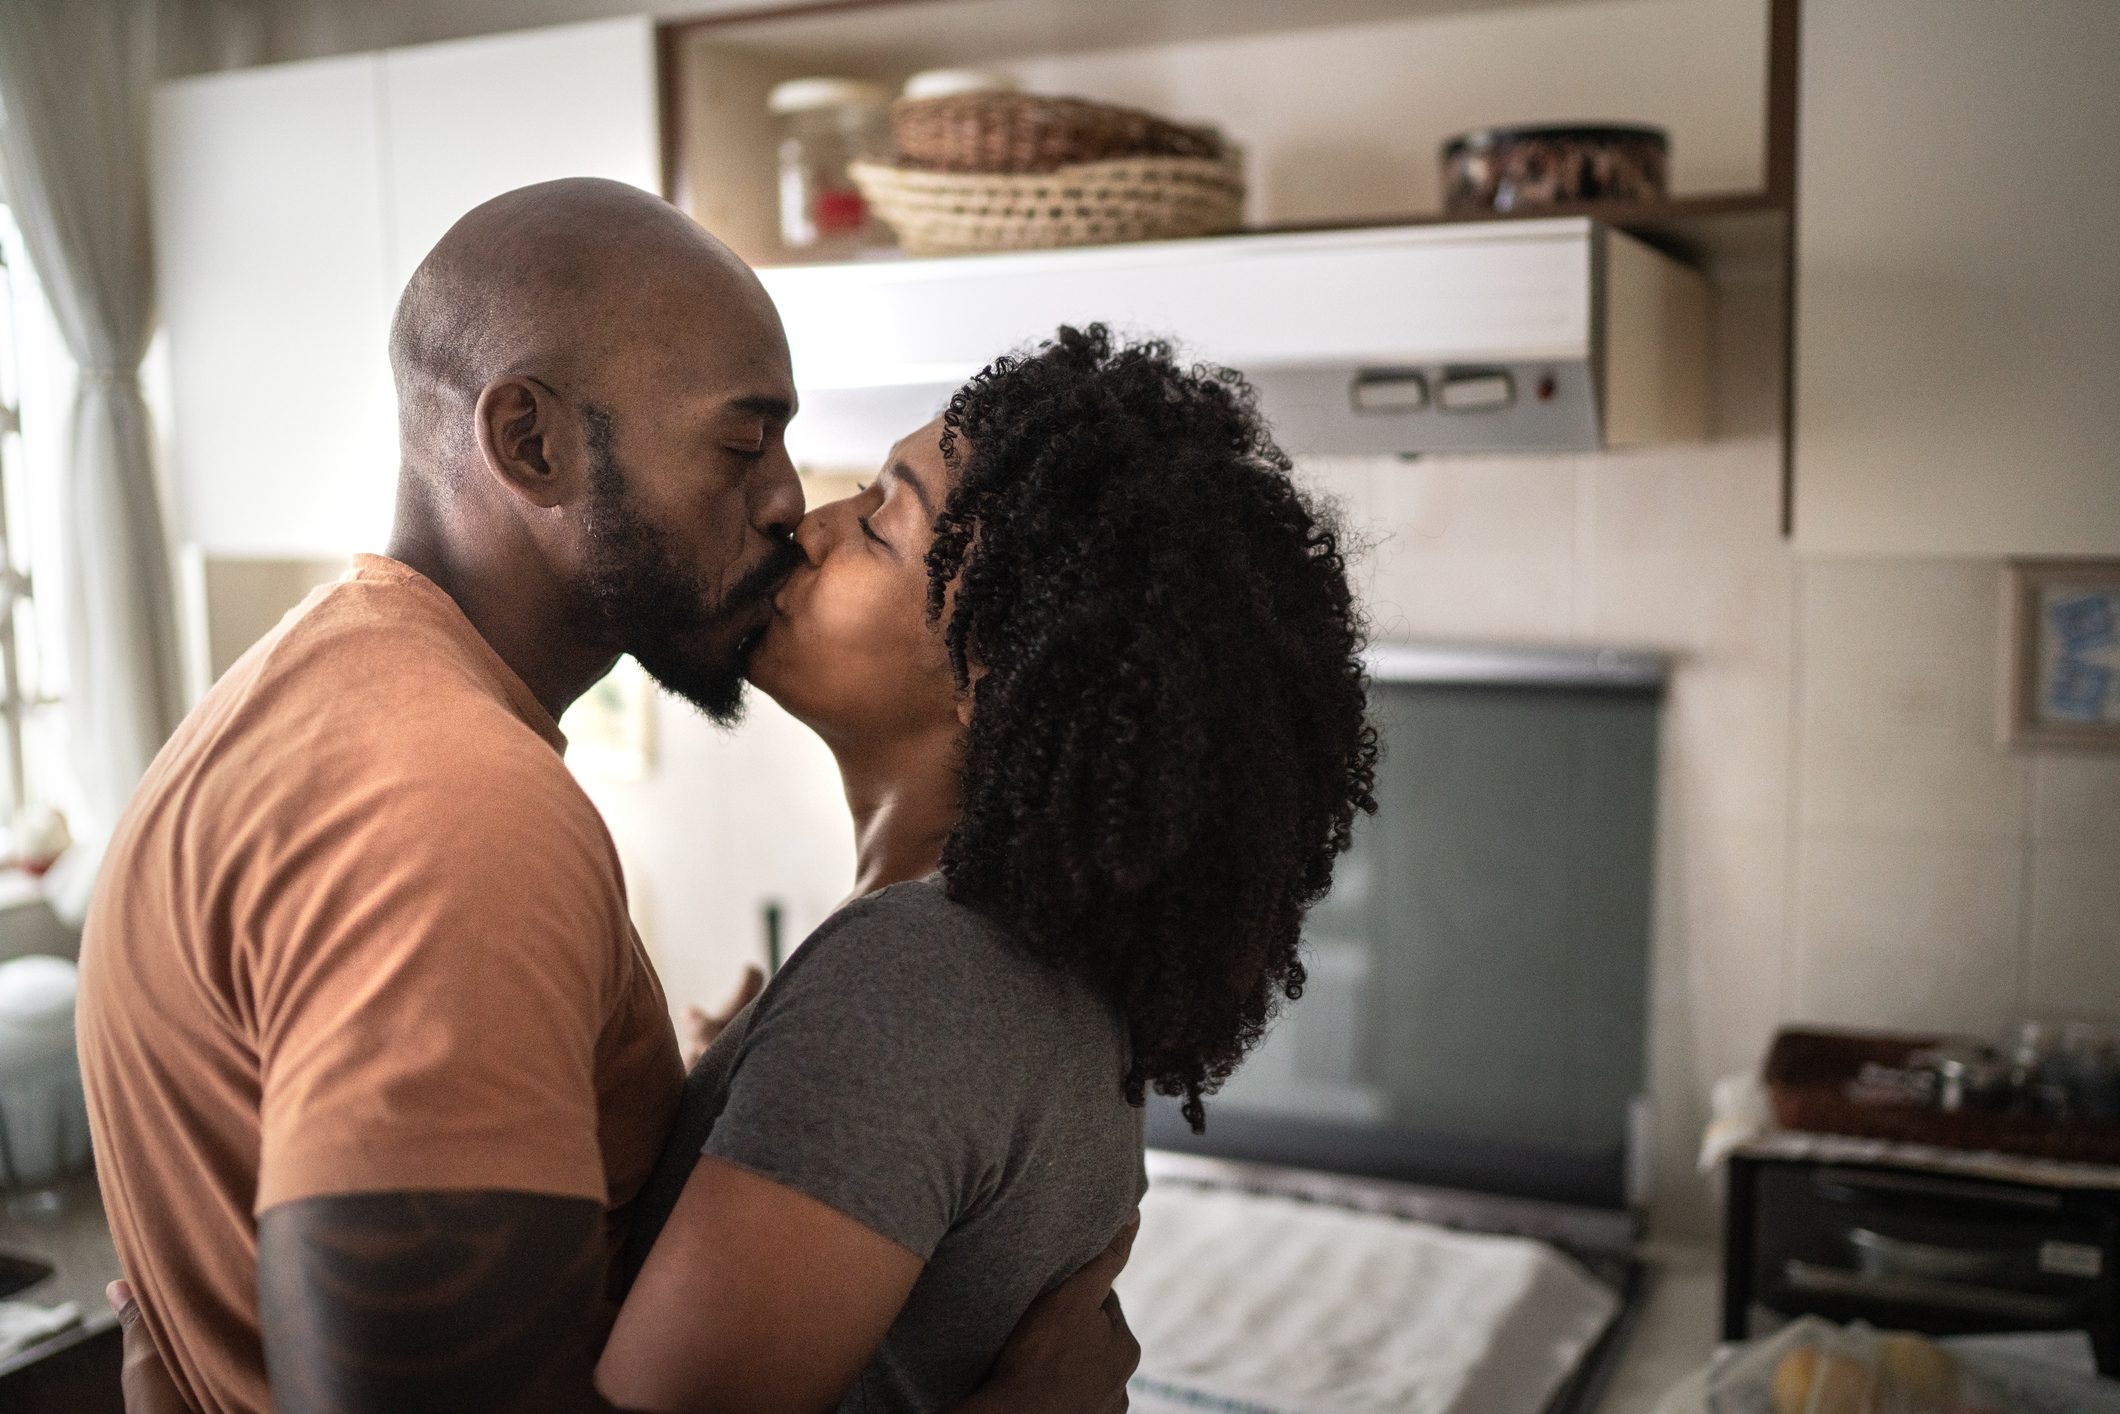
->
[578,409,800,726]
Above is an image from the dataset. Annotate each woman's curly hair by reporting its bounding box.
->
[927,324,1378,1130]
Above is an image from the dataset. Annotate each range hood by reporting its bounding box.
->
[757,217,1709,468]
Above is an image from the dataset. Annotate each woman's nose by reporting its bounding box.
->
[791,504,833,563]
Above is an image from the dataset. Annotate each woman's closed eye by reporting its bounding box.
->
[858,514,889,547]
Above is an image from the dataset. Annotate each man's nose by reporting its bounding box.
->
[752,449,805,541]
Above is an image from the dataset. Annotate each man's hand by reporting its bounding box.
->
[679,965,765,1069]
[109,1280,193,1414]
[958,1216,1141,1414]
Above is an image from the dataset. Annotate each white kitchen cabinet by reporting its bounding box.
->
[152,54,398,557]
[152,17,658,556]
[379,19,658,293]
[1791,0,2120,557]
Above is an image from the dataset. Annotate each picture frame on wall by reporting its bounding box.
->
[2004,559,2120,749]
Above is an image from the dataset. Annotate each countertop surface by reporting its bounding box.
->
[0,1172,123,1380]
[1,1174,121,1317]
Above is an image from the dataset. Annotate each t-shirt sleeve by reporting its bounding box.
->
[250,760,628,1214]
[701,890,1009,1261]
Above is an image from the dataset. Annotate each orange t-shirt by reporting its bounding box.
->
[76,554,682,1414]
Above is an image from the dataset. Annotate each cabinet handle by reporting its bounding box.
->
[1781,1259,2079,1323]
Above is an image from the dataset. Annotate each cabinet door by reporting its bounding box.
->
[152,55,399,556]
[1792,0,2120,556]
[379,17,659,291]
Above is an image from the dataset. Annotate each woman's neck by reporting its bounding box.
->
[831,728,962,901]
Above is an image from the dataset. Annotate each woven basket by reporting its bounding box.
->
[890,92,1223,174]
[850,156,1244,256]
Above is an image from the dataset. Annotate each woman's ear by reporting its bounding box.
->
[954,661,987,729]
[474,375,582,509]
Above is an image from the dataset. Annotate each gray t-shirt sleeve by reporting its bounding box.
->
[701,884,1011,1261]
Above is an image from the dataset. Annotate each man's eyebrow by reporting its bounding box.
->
[724,394,795,423]
[885,459,935,517]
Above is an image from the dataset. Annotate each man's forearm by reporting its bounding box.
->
[259,1190,639,1414]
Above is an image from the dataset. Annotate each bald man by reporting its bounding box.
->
[76,180,1135,1414]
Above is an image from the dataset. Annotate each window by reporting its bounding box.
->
[0,203,65,830]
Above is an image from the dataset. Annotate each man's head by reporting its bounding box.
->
[389,177,804,722]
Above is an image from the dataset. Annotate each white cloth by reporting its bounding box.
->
[1700,1069,2120,1190]
[0,0,184,837]
[1117,1182,1620,1414]
[0,1299,79,1362]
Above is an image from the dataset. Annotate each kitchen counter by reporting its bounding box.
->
[0,1172,124,1412]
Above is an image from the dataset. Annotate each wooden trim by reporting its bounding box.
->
[656,21,683,203]
[660,0,935,46]
[1769,0,1801,536]
[1764,0,1801,209]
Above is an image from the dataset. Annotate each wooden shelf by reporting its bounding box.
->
[663,0,1587,71]
[750,195,1787,276]
[1247,192,1787,272]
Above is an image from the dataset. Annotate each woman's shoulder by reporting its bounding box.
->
[778,878,1119,1045]
[795,877,1008,978]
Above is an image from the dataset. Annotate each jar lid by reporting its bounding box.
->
[901,69,1019,101]
[768,77,892,115]
[1441,123,1669,159]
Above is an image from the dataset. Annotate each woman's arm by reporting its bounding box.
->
[594,1158,1137,1414]
[597,1155,918,1413]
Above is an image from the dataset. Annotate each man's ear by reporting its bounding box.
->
[473,375,581,509]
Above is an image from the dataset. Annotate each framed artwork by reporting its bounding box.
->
[562,656,657,779]
[2003,559,2120,748]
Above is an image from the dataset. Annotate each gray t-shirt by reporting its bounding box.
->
[617,877,1147,1413]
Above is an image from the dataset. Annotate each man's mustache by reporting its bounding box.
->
[723,534,807,613]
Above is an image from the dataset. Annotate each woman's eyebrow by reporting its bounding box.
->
[883,459,936,517]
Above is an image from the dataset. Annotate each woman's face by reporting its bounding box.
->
[745,417,961,745]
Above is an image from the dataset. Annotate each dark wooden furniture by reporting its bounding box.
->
[1723,1150,2120,1377]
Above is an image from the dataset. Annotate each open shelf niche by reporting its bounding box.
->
[659,0,1795,273]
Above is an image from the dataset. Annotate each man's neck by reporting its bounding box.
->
[386,516,616,725]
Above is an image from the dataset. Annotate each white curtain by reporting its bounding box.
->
[0,0,184,842]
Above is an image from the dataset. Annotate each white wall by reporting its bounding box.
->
[1002,0,1767,224]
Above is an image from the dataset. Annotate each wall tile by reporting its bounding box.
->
[2032,754,2120,842]
[1797,559,2031,834]
[2026,842,2120,1023]
[1361,453,1581,641]
[1792,829,2024,1036]
[1644,816,1791,1238]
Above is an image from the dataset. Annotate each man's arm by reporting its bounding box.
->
[259,1191,633,1414]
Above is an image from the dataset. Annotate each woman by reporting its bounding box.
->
[595,325,1378,1413]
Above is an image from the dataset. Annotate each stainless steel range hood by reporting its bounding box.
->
[757,217,1710,467]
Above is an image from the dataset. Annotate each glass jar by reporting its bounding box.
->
[768,77,892,256]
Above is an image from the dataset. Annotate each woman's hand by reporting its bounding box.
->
[108,1280,193,1414]
[680,965,765,1069]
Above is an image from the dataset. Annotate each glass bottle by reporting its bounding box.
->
[768,77,892,257]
